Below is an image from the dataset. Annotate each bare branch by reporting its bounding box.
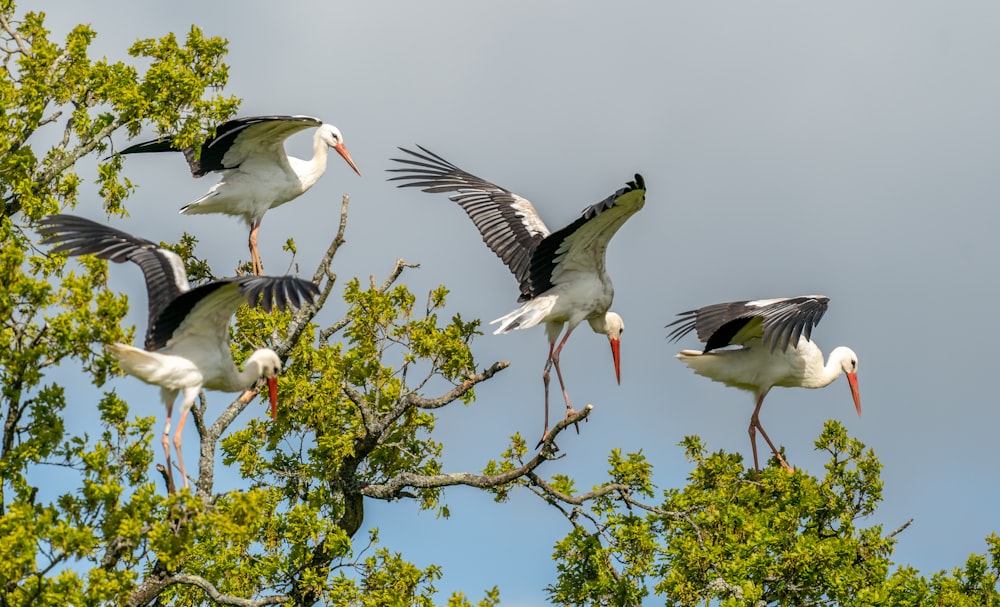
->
[525,474,631,506]
[319,314,351,343]
[0,13,29,58]
[361,406,593,500]
[377,258,419,293]
[342,361,509,446]
[403,361,509,410]
[886,518,914,540]
[126,572,287,607]
[154,463,175,496]
[311,194,350,287]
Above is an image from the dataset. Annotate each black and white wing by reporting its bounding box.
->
[667,295,830,353]
[388,145,550,301]
[528,174,645,299]
[37,213,190,348]
[119,115,322,177]
[37,214,320,350]
[157,275,320,351]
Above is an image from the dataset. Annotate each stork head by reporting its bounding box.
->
[318,123,362,176]
[604,312,624,385]
[833,346,861,417]
[251,349,283,420]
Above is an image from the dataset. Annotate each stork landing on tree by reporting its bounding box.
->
[389,146,645,445]
[38,213,320,489]
[667,295,861,473]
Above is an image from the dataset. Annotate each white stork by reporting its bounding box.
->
[388,146,645,444]
[37,214,320,489]
[119,115,362,276]
[667,295,861,473]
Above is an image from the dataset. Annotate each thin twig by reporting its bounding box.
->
[361,406,593,499]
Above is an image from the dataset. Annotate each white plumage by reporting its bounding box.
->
[668,295,861,473]
[38,214,319,489]
[389,146,644,443]
[120,115,362,275]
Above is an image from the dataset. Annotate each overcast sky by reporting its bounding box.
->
[41,1,1000,604]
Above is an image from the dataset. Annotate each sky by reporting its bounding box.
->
[37,1,1000,604]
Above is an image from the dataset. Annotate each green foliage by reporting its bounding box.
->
[4,3,1000,606]
[540,422,1000,607]
[0,8,235,223]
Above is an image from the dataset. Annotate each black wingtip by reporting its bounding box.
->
[118,137,179,155]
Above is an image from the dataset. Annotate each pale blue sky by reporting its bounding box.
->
[41,1,1000,604]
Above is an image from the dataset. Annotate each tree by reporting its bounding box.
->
[503,421,999,606]
[2,4,998,606]
[0,5,572,604]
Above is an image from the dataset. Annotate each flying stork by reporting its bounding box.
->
[37,214,320,489]
[388,145,645,445]
[667,294,861,473]
[119,114,362,275]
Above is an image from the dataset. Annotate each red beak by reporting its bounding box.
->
[609,337,621,385]
[334,142,362,177]
[847,371,861,417]
[267,377,278,420]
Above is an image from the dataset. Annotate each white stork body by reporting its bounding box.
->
[668,295,861,473]
[120,115,362,275]
[389,146,644,444]
[38,214,319,489]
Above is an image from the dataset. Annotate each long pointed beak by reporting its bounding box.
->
[609,336,621,385]
[847,371,861,417]
[334,142,362,177]
[268,377,278,420]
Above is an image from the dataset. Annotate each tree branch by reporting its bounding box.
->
[342,361,509,445]
[0,13,29,58]
[402,361,509,410]
[5,117,125,217]
[525,474,631,506]
[319,258,417,343]
[360,405,593,500]
[126,572,286,607]
[886,518,914,540]
[280,195,350,350]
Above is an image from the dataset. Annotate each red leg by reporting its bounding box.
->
[161,406,174,489]
[248,221,263,276]
[537,341,555,448]
[551,326,577,417]
[172,407,191,489]
[748,392,792,474]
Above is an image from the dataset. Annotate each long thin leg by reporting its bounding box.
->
[551,326,578,417]
[748,392,791,474]
[172,407,190,489]
[248,221,263,276]
[537,341,556,447]
[161,406,174,490]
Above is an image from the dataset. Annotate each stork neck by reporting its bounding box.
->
[804,346,849,389]
[296,133,330,190]
[233,350,273,391]
[588,310,622,336]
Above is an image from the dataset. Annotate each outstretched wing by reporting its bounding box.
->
[388,145,550,300]
[158,275,320,351]
[528,174,646,299]
[37,213,190,346]
[119,115,322,177]
[667,295,830,353]
[37,214,320,351]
